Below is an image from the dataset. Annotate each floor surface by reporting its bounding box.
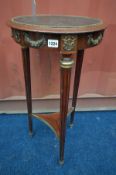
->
[0,111,116,175]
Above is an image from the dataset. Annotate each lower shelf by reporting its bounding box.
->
[32,113,61,138]
[32,107,74,138]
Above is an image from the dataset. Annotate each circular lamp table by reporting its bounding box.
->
[8,15,106,164]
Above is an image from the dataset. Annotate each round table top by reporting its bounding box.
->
[8,15,106,34]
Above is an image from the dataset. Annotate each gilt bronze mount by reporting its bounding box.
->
[8,15,106,164]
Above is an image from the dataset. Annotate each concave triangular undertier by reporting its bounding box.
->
[32,113,61,138]
[32,108,73,138]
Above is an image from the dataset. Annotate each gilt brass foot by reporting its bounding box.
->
[59,160,64,165]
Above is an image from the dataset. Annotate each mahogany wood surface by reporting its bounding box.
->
[8,15,106,34]
[8,15,106,164]
[60,59,73,164]
[21,47,33,135]
[32,113,61,138]
[70,50,84,126]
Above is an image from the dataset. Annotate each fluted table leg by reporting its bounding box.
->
[21,47,33,135]
[59,57,74,164]
[70,50,84,127]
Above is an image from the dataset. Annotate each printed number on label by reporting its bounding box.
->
[48,40,59,48]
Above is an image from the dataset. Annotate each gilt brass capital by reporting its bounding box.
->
[60,57,74,69]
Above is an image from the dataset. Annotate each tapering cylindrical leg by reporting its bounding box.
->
[21,47,33,135]
[70,50,84,127]
[59,57,74,164]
